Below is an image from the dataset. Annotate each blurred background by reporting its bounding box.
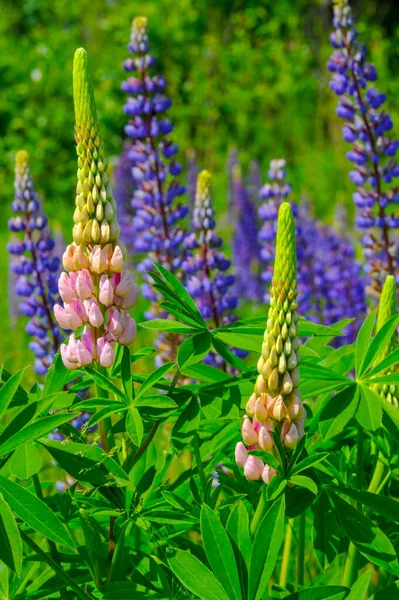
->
[1,0,399,373]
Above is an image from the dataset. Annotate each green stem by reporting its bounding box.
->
[20,530,91,600]
[376,470,391,495]
[279,518,294,589]
[343,425,364,587]
[192,432,206,495]
[250,486,267,538]
[297,511,306,586]
[368,455,386,494]
[95,380,115,453]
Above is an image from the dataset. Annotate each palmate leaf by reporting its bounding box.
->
[168,549,230,600]
[139,319,202,334]
[121,345,133,403]
[283,586,349,600]
[8,443,42,480]
[134,362,174,401]
[345,569,373,600]
[290,452,329,476]
[0,476,74,548]
[335,487,399,524]
[318,384,359,440]
[0,368,27,420]
[226,502,252,592]
[331,492,399,577]
[297,318,347,338]
[369,581,399,599]
[381,398,399,443]
[355,385,382,431]
[248,495,285,600]
[312,493,341,570]
[0,492,22,576]
[211,336,250,372]
[177,331,212,369]
[354,309,376,375]
[213,331,263,353]
[289,475,317,495]
[200,505,242,600]
[358,313,399,378]
[365,347,399,379]
[84,367,127,400]
[126,406,144,447]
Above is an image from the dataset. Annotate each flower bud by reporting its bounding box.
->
[62,244,76,271]
[241,416,258,445]
[76,269,93,300]
[244,456,264,481]
[235,442,248,468]
[61,343,78,369]
[272,394,287,421]
[99,274,114,306]
[73,245,89,270]
[282,422,299,449]
[246,392,257,417]
[84,298,104,327]
[258,426,273,451]
[119,315,137,345]
[262,464,277,484]
[110,245,124,272]
[255,397,268,422]
[58,273,76,303]
[97,337,115,367]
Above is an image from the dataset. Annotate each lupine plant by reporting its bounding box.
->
[328,0,399,299]
[2,3,399,599]
[7,151,62,374]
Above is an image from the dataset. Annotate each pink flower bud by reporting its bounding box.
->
[73,245,89,270]
[54,304,70,329]
[235,442,248,467]
[258,426,274,451]
[255,397,268,422]
[262,465,277,484]
[90,246,107,274]
[114,284,139,310]
[62,244,76,271]
[60,343,78,369]
[287,393,305,420]
[99,275,114,307]
[244,456,264,481]
[97,337,115,367]
[114,270,133,297]
[65,334,78,362]
[71,299,87,323]
[109,245,124,272]
[119,316,137,345]
[81,326,95,357]
[282,423,299,449]
[108,307,123,337]
[241,416,258,445]
[58,273,76,303]
[75,340,93,366]
[84,299,104,327]
[75,269,93,300]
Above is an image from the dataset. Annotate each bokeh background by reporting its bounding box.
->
[1,0,399,374]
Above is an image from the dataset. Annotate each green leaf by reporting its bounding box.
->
[248,450,281,472]
[0,368,26,420]
[312,493,341,570]
[319,384,359,440]
[226,501,252,574]
[172,397,200,452]
[0,413,74,457]
[345,568,372,600]
[211,336,249,372]
[121,346,133,403]
[0,493,22,576]
[248,495,285,600]
[153,263,206,325]
[381,397,399,443]
[168,549,230,600]
[9,443,42,480]
[369,581,399,599]
[359,313,399,377]
[0,476,74,548]
[356,385,382,431]
[134,395,177,409]
[365,347,399,379]
[200,504,242,600]
[283,586,348,600]
[42,353,70,395]
[134,362,174,401]
[290,453,329,476]
[84,366,127,400]
[214,331,262,353]
[181,363,230,383]
[126,406,143,447]
[335,487,399,524]
[289,475,318,495]
[177,331,211,370]
[139,319,201,334]
[331,492,399,577]
[355,310,376,375]
[297,318,346,338]
[87,405,126,428]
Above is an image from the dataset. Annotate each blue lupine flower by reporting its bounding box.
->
[7,151,62,374]
[258,159,366,342]
[328,0,399,297]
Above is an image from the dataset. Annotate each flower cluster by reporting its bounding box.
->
[236,203,305,483]
[54,48,138,370]
[328,0,399,298]
[258,159,366,342]
[230,163,262,302]
[183,170,238,327]
[7,151,62,374]
[121,17,188,293]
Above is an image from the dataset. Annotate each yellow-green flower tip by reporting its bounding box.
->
[16,150,29,170]
[273,202,297,299]
[72,48,119,247]
[377,275,397,333]
[133,16,148,31]
[197,170,212,196]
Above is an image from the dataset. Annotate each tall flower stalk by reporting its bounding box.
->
[7,151,62,374]
[54,48,138,370]
[328,0,399,298]
[235,202,305,483]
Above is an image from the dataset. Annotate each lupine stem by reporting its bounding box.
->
[343,424,364,587]
[297,511,306,586]
[249,486,267,538]
[279,518,294,588]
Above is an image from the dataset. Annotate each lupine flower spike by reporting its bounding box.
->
[236,202,305,483]
[328,0,399,298]
[54,48,138,370]
[8,151,62,374]
[373,275,398,407]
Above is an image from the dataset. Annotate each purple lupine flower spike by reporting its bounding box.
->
[231,164,262,302]
[258,158,366,342]
[328,0,399,298]
[7,151,62,374]
[122,17,188,293]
